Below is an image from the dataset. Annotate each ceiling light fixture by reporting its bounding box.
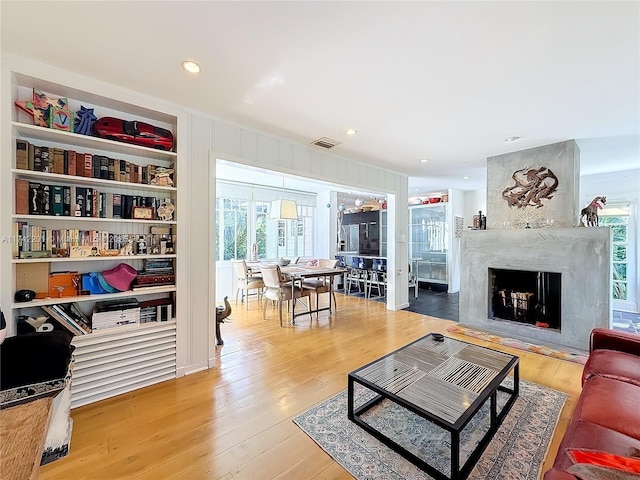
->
[181,61,201,74]
[269,178,299,221]
[505,136,521,143]
[345,129,357,136]
[462,176,469,180]
[420,159,429,163]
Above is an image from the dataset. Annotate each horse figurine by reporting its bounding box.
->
[580,196,606,227]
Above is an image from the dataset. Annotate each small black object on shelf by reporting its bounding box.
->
[432,333,444,342]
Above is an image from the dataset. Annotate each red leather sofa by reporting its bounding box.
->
[543,328,640,479]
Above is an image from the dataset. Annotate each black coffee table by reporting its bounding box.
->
[347,333,519,480]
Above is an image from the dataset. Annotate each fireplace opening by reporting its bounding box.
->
[488,268,561,330]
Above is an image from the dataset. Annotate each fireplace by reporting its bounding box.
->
[460,228,610,351]
[489,268,561,330]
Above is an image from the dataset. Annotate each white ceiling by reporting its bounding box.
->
[2,1,638,195]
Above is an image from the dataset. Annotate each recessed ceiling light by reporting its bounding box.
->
[462,176,469,180]
[505,136,521,143]
[420,159,429,163]
[345,129,357,136]
[181,61,200,73]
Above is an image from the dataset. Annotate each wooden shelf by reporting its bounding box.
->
[12,169,177,193]
[12,254,176,264]
[13,122,176,161]
[11,285,176,310]
[12,214,176,225]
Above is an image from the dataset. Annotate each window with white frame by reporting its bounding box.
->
[216,191,315,262]
[215,198,248,261]
[268,205,314,259]
[599,203,632,303]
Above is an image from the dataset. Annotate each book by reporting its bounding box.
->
[33,145,44,171]
[52,185,63,216]
[15,178,29,215]
[67,150,77,176]
[99,192,107,218]
[97,155,109,179]
[28,143,35,170]
[29,182,47,215]
[119,159,127,182]
[52,148,64,174]
[108,157,115,180]
[93,155,102,179]
[63,186,71,216]
[66,303,92,332]
[83,153,93,177]
[16,139,29,169]
[112,193,122,218]
[41,304,85,335]
[52,304,89,334]
[92,188,98,217]
[84,188,93,217]
[75,187,85,217]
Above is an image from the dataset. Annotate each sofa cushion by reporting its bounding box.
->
[572,376,640,440]
[567,449,640,473]
[583,350,640,387]
[567,464,640,480]
[553,421,640,471]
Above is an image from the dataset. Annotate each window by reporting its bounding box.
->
[268,205,314,259]
[600,204,630,301]
[216,196,315,261]
[255,202,268,259]
[215,198,248,261]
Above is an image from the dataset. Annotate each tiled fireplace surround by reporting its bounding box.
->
[459,141,611,351]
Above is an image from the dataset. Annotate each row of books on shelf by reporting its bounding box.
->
[16,139,175,186]
[40,298,174,335]
[12,223,174,258]
[15,178,175,219]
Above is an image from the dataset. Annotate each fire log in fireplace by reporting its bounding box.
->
[489,268,561,330]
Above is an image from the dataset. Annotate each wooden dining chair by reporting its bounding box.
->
[302,259,339,317]
[231,260,264,310]
[261,265,311,326]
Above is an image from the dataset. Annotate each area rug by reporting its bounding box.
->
[293,379,566,480]
[446,325,588,365]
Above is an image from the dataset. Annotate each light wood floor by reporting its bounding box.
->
[40,294,583,480]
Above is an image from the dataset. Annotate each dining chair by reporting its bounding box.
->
[261,264,311,326]
[302,259,339,317]
[231,260,264,310]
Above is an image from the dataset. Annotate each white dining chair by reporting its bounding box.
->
[261,264,311,326]
[302,259,339,317]
[231,260,264,309]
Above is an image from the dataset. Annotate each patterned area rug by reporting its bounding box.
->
[294,379,566,480]
[446,325,588,365]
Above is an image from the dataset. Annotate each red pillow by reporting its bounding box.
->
[568,449,640,474]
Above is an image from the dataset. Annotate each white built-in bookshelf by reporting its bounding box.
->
[7,70,180,408]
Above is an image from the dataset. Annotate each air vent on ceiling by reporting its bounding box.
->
[312,137,342,149]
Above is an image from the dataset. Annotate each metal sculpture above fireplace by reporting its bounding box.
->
[501,166,559,209]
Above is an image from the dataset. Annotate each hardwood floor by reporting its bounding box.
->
[40,294,583,480]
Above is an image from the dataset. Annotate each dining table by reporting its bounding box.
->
[246,262,346,325]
